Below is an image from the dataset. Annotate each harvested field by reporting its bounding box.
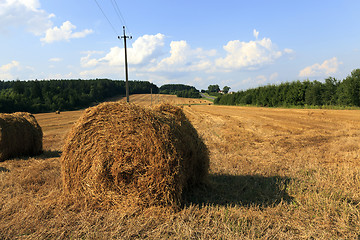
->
[1,94,360,239]
[34,109,83,152]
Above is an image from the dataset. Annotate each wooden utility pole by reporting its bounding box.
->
[118,26,132,102]
[151,88,153,106]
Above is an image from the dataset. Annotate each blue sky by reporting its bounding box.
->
[1,0,359,91]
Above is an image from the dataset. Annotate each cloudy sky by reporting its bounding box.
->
[1,0,359,91]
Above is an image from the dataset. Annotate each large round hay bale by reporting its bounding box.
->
[61,102,209,209]
[0,112,43,161]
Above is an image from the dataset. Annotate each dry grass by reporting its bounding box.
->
[1,94,360,239]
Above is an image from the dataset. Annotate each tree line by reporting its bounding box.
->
[215,69,360,108]
[203,84,231,94]
[0,79,158,113]
[159,84,201,98]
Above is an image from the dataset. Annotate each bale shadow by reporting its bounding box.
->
[183,174,293,208]
[6,150,62,161]
[40,150,61,159]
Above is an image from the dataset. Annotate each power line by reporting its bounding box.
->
[93,0,119,36]
[110,0,131,35]
[110,0,124,26]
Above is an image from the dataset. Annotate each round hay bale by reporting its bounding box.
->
[55,110,60,114]
[0,112,43,161]
[61,102,209,209]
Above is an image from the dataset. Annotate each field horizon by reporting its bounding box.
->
[1,94,360,239]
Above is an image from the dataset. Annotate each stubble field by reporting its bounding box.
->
[1,94,360,239]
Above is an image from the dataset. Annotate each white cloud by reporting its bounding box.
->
[80,34,166,78]
[97,33,165,66]
[130,33,166,64]
[150,40,216,72]
[284,48,294,54]
[0,60,20,80]
[0,0,53,35]
[41,21,93,43]
[78,31,290,90]
[0,60,19,71]
[80,51,104,68]
[253,29,259,39]
[49,57,62,62]
[215,32,290,70]
[299,57,341,77]
[1,1,93,43]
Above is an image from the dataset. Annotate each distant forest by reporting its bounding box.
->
[159,84,201,98]
[215,69,360,108]
[2,68,360,114]
[0,79,158,113]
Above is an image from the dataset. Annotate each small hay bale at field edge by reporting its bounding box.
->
[61,102,209,209]
[0,112,43,161]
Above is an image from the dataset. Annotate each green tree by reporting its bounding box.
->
[0,79,159,113]
[337,69,360,106]
[223,86,231,94]
[160,84,200,98]
[323,77,338,105]
[208,84,220,93]
[305,81,323,106]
